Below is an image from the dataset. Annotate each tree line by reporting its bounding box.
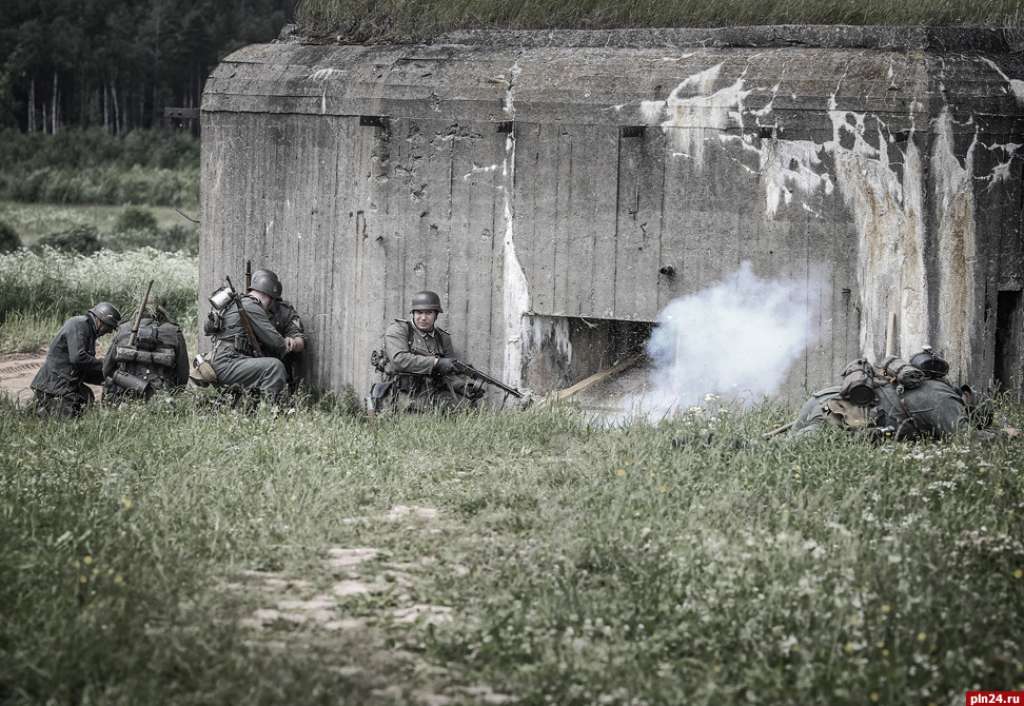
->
[0,0,294,134]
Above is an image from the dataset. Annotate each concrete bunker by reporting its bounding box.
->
[200,26,1024,400]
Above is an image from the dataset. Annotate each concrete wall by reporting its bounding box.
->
[200,28,1024,399]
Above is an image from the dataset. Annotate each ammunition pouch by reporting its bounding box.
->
[134,326,160,351]
[216,334,254,357]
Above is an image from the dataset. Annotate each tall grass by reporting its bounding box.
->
[297,0,1024,39]
[0,248,198,333]
[1,401,1022,704]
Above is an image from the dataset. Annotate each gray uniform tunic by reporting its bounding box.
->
[269,298,305,388]
[382,319,475,412]
[31,314,104,417]
[209,295,288,397]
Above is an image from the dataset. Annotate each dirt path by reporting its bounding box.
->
[0,352,46,404]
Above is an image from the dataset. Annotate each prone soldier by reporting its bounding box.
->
[31,302,121,418]
[370,290,484,414]
[788,347,994,441]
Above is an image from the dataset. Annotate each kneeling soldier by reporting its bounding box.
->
[204,271,288,402]
[252,269,307,390]
[31,302,121,418]
[103,304,190,401]
[375,290,482,413]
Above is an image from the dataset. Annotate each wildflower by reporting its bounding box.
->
[869,692,880,702]
[657,484,669,493]
[881,604,892,614]
[916,632,927,642]
[1013,568,1023,579]
[79,575,88,584]
[114,575,124,585]
[614,469,626,477]
[83,555,93,566]
[121,496,133,511]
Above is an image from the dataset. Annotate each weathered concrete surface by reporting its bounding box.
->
[201,27,1024,398]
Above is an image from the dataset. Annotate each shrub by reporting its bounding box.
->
[0,221,21,253]
[37,225,102,255]
[115,207,159,234]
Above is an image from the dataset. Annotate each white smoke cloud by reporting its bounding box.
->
[636,262,817,416]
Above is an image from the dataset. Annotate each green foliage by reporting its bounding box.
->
[104,224,199,255]
[0,166,198,207]
[37,225,102,255]
[0,402,1022,703]
[0,220,21,252]
[297,0,1024,38]
[0,128,199,171]
[0,247,198,329]
[114,207,159,233]
[0,202,192,246]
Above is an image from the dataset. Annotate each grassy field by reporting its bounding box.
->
[1,399,1022,704]
[0,248,198,353]
[297,0,1024,39]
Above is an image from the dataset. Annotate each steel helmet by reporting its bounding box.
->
[249,269,282,299]
[410,290,443,313]
[88,301,122,328]
[909,346,949,379]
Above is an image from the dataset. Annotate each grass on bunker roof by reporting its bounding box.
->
[1,397,1023,704]
[296,0,1024,40]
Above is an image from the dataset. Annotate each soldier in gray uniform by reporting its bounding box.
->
[374,290,482,413]
[252,269,306,390]
[31,302,121,418]
[206,273,288,401]
[789,349,983,440]
[102,305,190,401]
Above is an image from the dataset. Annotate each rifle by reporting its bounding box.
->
[450,360,523,398]
[128,279,154,347]
[224,275,263,357]
[244,260,252,291]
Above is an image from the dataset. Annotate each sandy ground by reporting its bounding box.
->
[0,352,46,404]
[0,351,106,406]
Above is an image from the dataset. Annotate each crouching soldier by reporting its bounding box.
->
[31,302,121,418]
[788,347,991,441]
[370,290,483,414]
[102,304,190,401]
[203,273,288,402]
[252,269,306,391]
